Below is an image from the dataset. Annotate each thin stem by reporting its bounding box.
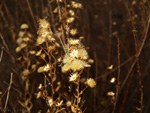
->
[4,73,13,112]
[112,35,120,113]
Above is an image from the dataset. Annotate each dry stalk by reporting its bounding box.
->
[4,73,13,112]
[112,35,120,113]
[0,47,3,62]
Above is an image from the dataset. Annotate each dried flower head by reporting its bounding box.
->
[18,31,25,37]
[66,17,75,23]
[110,77,116,83]
[69,73,78,82]
[41,53,46,59]
[86,78,96,88]
[20,43,27,48]
[47,35,55,41]
[29,50,36,55]
[16,47,22,53]
[38,29,49,38]
[62,63,71,73]
[43,64,51,72]
[70,29,77,36]
[22,69,30,76]
[71,1,82,9]
[37,66,44,73]
[36,49,42,56]
[78,48,88,60]
[70,59,84,72]
[37,64,50,73]
[69,49,79,58]
[88,59,94,63]
[38,84,43,90]
[31,64,36,72]
[66,101,71,107]
[53,7,58,13]
[38,19,50,29]
[37,91,42,99]
[69,10,75,16]
[63,54,73,64]
[20,24,29,29]
[23,37,30,42]
[107,91,115,96]
[69,38,80,45]
[48,97,53,106]
[107,65,113,70]
[17,37,23,45]
[36,37,46,45]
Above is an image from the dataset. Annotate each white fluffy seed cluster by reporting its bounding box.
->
[62,38,90,73]
[86,78,96,88]
[16,24,32,53]
[36,19,55,45]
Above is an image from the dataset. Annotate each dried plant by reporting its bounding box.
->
[34,1,96,112]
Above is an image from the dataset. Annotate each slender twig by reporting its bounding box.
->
[123,3,150,112]
[76,77,80,113]
[25,0,37,30]
[4,73,13,112]
[94,51,98,112]
[47,1,57,33]
[1,0,16,42]
[120,7,150,94]
[112,35,120,113]
[120,59,136,91]
[97,55,135,80]
[0,33,9,50]
[108,0,112,65]
[0,47,3,62]
[0,33,16,65]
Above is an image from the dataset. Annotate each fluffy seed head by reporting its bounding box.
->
[78,48,88,60]
[70,59,84,72]
[70,49,79,58]
[63,54,73,64]
[62,63,71,73]
[70,29,77,36]
[86,78,96,88]
[38,19,50,29]
[66,101,71,107]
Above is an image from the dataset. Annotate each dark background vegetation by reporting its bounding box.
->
[0,0,150,113]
